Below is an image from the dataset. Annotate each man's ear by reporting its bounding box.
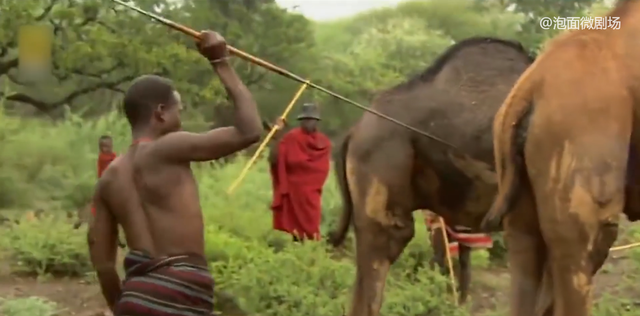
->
[154,104,167,122]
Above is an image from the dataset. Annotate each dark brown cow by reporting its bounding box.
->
[328,37,534,316]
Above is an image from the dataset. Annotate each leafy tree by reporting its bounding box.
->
[0,0,200,117]
[0,0,316,122]
[307,0,527,133]
[505,0,599,50]
[167,0,317,126]
[1,0,616,136]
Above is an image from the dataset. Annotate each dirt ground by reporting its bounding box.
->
[0,236,638,316]
[0,257,636,316]
[0,275,107,316]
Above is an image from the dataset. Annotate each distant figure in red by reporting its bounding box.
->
[94,135,117,215]
[80,135,124,249]
[268,103,331,241]
[98,135,117,177]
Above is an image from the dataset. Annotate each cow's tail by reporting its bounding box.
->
[481,68,537,231]
[328,132,354,247]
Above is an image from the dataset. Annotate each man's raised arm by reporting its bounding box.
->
[152,30,262,162]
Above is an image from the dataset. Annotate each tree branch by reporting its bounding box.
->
[0,58,18,76]
[35,0,60,21]
[0,1,59,76]
[96,21,118,34]
[2,76,134,114]
[70,62,124,79]
[0,1,136,115]
[6,72,34,87]
[244,67,269,87]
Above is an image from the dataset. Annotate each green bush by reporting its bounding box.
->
[2,213,91,276]
[487,233,508,265]
[0,111,463,316]
[0,297,58,316]
[2,109,636,316]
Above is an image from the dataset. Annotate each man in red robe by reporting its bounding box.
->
[96,135,125,248]
[268,103,331,241]
[74,135,124,248]
[97,135,117,178]
[95,135,117,214]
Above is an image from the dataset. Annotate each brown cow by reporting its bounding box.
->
[329,37,533,316]
[481,2,640,316]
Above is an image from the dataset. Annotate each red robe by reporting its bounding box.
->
[425,212,493,256]
[270,127,331,240]
[98,152,117,178]
[92,152,117,215]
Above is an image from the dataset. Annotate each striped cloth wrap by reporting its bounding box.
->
[114,250,214,316]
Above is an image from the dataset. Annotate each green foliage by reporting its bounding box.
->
[0,297,58,316]
[2,213,91,276]
[0,0,617,133]
[487,233,508,265]
[0,0,315,121]
[1,0,196,114]
[3,108,635,316]
[308,0,530,132]
[0,113,464,316]
[0,1,635,316]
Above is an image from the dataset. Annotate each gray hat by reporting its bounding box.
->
[296,103,321,120]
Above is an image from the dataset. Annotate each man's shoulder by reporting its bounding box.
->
[99,154,130,184]
[94,175,110,197]
[96,155,134,198]
[138,132,194,166]
[153,131,200,147]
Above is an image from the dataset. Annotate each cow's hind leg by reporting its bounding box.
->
[504,185,544,316]
[347,163,414,316]
[533,162,623,316]
[457,244,471,304]
[532,222,620,316]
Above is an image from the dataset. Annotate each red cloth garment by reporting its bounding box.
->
[98,152,117,178]
[270,127,331,240]
[425,215,493,257]
[92,152,117,216]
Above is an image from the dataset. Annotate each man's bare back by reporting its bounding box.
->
[131,140,205,256]
[93,139,204,254]
[88,30,262,315]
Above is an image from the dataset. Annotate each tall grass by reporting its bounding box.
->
[0,109,463,316]
[1,107,638,316]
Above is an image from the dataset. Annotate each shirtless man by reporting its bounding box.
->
[87,30,261,315]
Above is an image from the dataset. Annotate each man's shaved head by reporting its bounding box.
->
[123,75,177,128]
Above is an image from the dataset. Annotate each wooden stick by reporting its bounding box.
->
[226,82,309,194]
[110,0,458,148]
[438,216,458,305]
